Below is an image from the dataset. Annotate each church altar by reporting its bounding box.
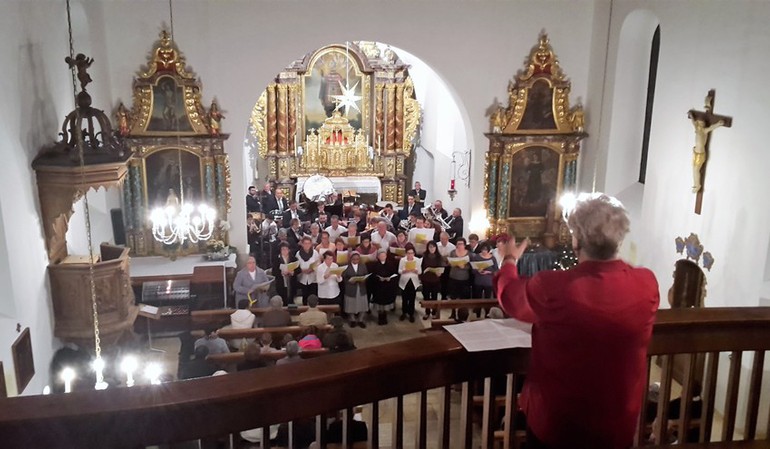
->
[295,176,382,202]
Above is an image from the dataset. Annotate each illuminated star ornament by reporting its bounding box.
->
[332,80,362,116]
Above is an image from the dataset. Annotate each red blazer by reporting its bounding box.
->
[495,259,659,449]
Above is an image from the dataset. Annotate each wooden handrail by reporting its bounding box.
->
[420,299,498,310]
[191,304,340,319]
[1,307,769,448]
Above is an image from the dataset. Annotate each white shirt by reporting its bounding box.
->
[491,248,505,268]
[371,230,397,249]
[315,262,341,299]
[325,224,345,242]
[249,270,256,281]
[437,242,456,258]
[398,256,422,289]
[295,249,320,285]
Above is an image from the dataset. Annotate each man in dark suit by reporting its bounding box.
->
[468,233,482,254]
[399,195,420,220]
[282,200,304,227]
[246,186,261,213]
[446,208,464,243]
[260,183,276,211]
[408,181,427,207]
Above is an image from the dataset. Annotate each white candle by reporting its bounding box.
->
[61,367,75,393]
[121,355,138,387]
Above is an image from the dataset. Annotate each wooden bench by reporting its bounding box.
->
[190,305,340,325]
[420,299,499,310]
[207,348,329,364]
[192,325,334,340]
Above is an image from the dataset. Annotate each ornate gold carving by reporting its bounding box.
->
[299,112,373,176]
[402,77,421,156]
[375,83,384,150]
[267,84,277,152]
[395,84,404,150]
[128,31,211,136]
[383,183,398,203]
[288,83,298,151]
[386,84,396,151]
[215,154,232,213]
[250,91,268,158]
[276,84,289,152]
[268,158,278,179]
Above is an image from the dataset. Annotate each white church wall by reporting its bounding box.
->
[89,0,596,253]
[0,1,80,395]
[594,0,770,435]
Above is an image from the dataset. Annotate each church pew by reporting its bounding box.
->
[191,305,340,324]
[420,299,498,310]
[191,325,334,340]
[207,348,329,364]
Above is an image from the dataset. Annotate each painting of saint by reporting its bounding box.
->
[508,146,560,218]
[304,50,363,132]
[148,76,193,132]
[145,149,202,208]
[519,80,556,130]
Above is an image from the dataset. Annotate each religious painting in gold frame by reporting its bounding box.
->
[301,46,370,140]
[143,147,204,209]
[508,144,563,218]
[146,76,195,133]
[485,32,585,242]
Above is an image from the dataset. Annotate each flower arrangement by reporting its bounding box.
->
[206,239,227,253]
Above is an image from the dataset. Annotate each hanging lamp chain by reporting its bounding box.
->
[66,0,101,359]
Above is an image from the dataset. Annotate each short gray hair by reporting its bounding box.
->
[270,295,284,308]
[286,340,300,357]
[567,194,629,260]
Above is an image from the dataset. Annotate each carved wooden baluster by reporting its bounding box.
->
[370,401,380,449]
[288,421,294,449]
[417,390,428,449]
[262,425,272,449]
[344,407,354,449]
[722,351,742,441]
[634,358,652,447]
[481,377,496,449]
[316,413,328,449]
[502,374,519,449]
[438,385,452,449]
[392,396,404,449]
[654,355,674,445]
[744,350,765,439]
[460,382,474,449]
[677,353,698,444]
[699,351,719,443]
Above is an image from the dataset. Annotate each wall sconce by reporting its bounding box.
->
[447,149,471,200]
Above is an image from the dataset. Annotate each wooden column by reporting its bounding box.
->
[288,84,298,153]
[375,84,384,152]
[266,84,278,153]
[276,84,289,153]
[386,85,396,151]
[395,84,404,151]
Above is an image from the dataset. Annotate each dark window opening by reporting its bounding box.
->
[639,25,660,184]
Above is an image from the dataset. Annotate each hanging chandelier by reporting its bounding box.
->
[150,199,216,245]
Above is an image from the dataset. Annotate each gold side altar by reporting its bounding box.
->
[484,32,586,244]
[248,42,421,205]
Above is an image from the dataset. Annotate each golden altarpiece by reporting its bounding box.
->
[485,33,586,243]
[249,42,421,204]
[120,31,231,256]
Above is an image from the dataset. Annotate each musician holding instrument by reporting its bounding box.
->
[445,208,464,244]
[431,200,449,220]
[400,195,420,220]
[408,181,427,208]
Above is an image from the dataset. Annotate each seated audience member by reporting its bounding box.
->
[298,294,328,327]
[280,333,295,349]
[276,341,303,366]
[488,306,506,319]
[237,343,272,371]
[194,327,230,355]
[329,332,356,353]
[298,325,323,350]
[326,410,368,445]
[260,333,281,353]
[230,299,257,350]
[323,316,355,349]
[261,295,292,327]
[181,346,217,379]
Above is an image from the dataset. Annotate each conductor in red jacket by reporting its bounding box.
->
[495,194,659,449]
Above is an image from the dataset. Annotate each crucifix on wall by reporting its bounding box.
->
[689,89,732,215]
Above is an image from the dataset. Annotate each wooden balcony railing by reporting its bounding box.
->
[0,307,769,449]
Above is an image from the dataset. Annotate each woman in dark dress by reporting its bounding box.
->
[273,242,299,306]
[369,249,398,325]
[343,252,369,328]
[421,240,444,320]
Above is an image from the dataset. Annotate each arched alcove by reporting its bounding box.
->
[242,41,473,249]
[604,10,660,201]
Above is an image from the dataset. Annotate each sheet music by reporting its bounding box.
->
[444,319,532,352]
